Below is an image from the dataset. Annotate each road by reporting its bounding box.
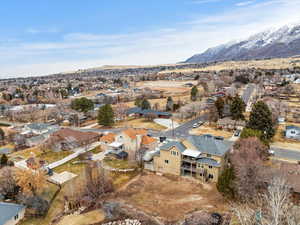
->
[149,114,208,139]
[270,146,300,162]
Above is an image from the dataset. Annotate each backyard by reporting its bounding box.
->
[116,173,228,223]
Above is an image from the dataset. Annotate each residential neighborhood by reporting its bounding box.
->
[2,2,300,224]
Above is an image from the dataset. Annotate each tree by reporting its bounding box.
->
[134,98,142,107]
[0,167,19,199]
[71,97,94,113]
[16,169,46,196]
[215,97,225,118]
[97,104,114,126]
[231,137,267,201]
[166,96,174,111]
[0,128,5,141]
[0,154,8,166]
[247,101,275,140]
[191,86,199,101]
[232,176,300,225]
[230,95,245,120]
[141,99,151,110]
[217,163,235,199]
[208,105,219,124]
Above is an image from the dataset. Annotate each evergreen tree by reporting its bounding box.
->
[215,97,225,118]
[166,96,174,111]
[230,95,245,120]
[141,99,151,110]
[71,97,94,113]
[216,163,235,199]
[134,98,142,107]
[247,101,275,140]
[0,128,5,141]
[0,154,8,166]
[97,104,114,126]
[190,86,198,101]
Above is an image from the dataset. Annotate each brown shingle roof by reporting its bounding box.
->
[100,133,116,143]
[141,135,156,145]
[50,128,100,143]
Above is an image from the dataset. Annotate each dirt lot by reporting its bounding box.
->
[136,80,203,97]
[116,174,228,222]
[114,118,166,131]
[190,124,233,139]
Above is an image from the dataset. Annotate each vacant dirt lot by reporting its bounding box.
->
[116,174,228,222]
[58,209,105,225]
[190,125,233,139]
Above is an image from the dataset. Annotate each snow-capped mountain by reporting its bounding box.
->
[185,23,300,63]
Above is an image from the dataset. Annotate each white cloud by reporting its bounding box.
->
[190,0,221,4]
[2,0,300,77]
[26,27,60,34]
[236,1,255,7]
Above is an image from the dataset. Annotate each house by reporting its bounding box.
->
[100,128,158,160]
[126,107,172,119]
[285,125,300,140]
[0,202,25,225]
[46,128,100,151]
[150,135,232,182]
[21,123,59,136]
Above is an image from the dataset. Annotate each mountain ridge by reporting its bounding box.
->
[185,23,300,63]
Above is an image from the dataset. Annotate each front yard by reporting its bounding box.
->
[272,123,300,150]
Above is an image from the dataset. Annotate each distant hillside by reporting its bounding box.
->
[185,23,300,63]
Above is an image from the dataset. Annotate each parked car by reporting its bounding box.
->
[193,121,204,128]
[234,129,241,137]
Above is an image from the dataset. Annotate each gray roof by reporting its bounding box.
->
[126,107,172,117]
[187,135,232,156]
[197,157,221,167]
[0,202,25,224]
[160,141,186,152]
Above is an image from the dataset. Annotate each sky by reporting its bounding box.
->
[1,0,300,78]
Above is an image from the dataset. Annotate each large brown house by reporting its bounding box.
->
[148,135,232,182]
[47,128,100,151]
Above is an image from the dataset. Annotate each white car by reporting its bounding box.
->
[268,150,275,155]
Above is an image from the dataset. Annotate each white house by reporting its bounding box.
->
[0,202,25,225]
[285,125,300,140]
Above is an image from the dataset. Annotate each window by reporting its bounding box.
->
[165,160,169,164]
[291,131,296,134]
[207,154,211,157]
[208,174,214,179]
[199,173,203,176]
[209,165,213,169]
[14,214,19,220]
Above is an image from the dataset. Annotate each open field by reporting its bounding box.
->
[159,57,300,73]
[116,173,228,222]
[135,80,204,96]
[114,118,166,130]
[190,124,233,139]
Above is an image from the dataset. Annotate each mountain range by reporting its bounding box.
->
[185,23,300,63]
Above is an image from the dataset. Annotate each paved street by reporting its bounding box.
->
[149,114,208,139]
[270,146,300,162]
